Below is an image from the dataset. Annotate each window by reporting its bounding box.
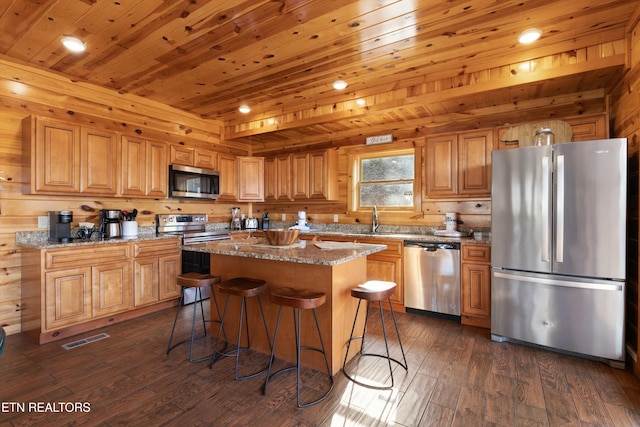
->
[353,149,416,210]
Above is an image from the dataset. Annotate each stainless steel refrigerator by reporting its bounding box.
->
[491,138,627,368]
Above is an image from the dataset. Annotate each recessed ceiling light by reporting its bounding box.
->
[61,36,87,53]
[332,80,348,90]
[356,98,366,106]
[518,28,542,44]
[238,104,251,114]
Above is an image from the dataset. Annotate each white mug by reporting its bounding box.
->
[444,212,457,231]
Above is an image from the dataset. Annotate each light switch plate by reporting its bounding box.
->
[334,214,339,222]
[38,215,49,229]
[281,213,286,221]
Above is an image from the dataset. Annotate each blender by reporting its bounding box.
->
[231,207,242,230]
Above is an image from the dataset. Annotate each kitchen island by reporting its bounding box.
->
[180,239,386,375]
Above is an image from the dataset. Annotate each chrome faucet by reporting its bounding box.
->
[372,205,379,233]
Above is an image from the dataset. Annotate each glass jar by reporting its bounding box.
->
[533,128,555,146]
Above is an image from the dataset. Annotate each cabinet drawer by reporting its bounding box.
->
[462,244,491,263]
[356,238,403,256]
[134,238,180,258]
[46,244,130,269]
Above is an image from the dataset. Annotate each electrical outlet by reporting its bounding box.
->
[281,213,286,221]
[38,215,49,229]
[333,214,339,222]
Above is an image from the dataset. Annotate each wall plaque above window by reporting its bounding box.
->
[365,134,393,145]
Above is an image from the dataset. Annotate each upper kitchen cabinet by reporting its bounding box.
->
[292,153,310,199]
[169,144,217,169]
[495,114,608,149]
[23,116,118,196]
[120,135,168,198]
[217,152,238,201]
[237,156,264,202]
[292,149,338,201]
[264,154,292,201]
[80,128,118,195]
[309,150,338,200]
[426,129,492,198]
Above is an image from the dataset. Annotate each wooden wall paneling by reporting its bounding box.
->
[611,14,640,378]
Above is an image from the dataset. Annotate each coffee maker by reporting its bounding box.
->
[100,209,122,238]
[48,210,73,243]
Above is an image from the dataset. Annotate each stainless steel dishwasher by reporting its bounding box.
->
[403,241,461,317]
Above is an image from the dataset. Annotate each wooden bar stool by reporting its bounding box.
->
[210,277,271,380]
[263,287,333,408]
[166,272,224,363]
[342,280,408,389]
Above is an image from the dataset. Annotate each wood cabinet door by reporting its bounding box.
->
[238,156,264,202]
[564,114,607,141]
[81,127,118,195]
[275,155,293,200]
[120,135,147,197]
[426,134,457,197]
[169,145,194,166]
[45,267,92,330]
[264,157,277,201]
[458,129,492,196]
[34,117,81,193]
[309,150,337,200]
[366,254,403,310]
[146,140,168,197]
[133,257,159,307]
[218,152,238,201]
[461,262,491,318]
[194,148,217,169]
[92,261,132,317]
[159,254,181,300]
[292,153,310,199]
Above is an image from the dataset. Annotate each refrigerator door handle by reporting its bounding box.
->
[493,271,623,291]
[541,156,551,262]
[556,155,565,263]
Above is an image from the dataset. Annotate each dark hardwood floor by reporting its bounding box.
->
[2,302,640,426]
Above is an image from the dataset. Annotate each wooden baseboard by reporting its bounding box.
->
[36,299,179,344]
[461,314,490,329]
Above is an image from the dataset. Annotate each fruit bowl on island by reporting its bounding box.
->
[264,228,300,246]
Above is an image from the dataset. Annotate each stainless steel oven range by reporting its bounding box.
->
[156,213,230,303]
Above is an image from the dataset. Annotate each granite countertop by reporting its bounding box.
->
[180,238,387,266]
[15,231,180,250]
[295,230,491,245]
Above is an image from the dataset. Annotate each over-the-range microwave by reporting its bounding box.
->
[168,164,220,200]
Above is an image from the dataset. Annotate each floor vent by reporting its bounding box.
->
[61,333,110,350]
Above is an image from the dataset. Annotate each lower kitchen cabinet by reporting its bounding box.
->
[21,239,180,344]
[42,244,132,331]
[133,239,181,307]
[461,243,491,328]
[299,234,404,311]
[357,238,404,312]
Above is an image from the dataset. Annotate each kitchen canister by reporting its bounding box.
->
[444,212,458,231]
[122,220,138,237]
[533,127,555,146]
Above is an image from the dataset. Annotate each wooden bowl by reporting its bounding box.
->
[264,228,300,246]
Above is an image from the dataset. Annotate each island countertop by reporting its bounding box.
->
[180,238,386,266]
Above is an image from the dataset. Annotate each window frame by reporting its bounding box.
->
[349,146,421,213]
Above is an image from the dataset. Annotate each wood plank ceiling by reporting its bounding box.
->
[0,0,637,152]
